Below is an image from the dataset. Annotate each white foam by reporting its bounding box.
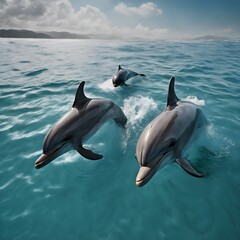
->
[98,78,115,91]
[53,152,79,165]
[183,96,205,106]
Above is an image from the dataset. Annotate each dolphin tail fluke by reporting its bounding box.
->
[176,157,204,178]
[75,145,103,160]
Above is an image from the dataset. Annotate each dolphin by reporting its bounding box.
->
[135,77,206,187]
[112,65,146,87]
[35,81,127,169]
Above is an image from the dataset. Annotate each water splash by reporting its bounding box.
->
[122,95,157,149]
[183,96,205,106]
[98,78,115,91]
[122,95,157,128]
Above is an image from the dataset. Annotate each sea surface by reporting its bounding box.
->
[0,38,240,240]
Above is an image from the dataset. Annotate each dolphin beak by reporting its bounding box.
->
[35,153,53,169]
[136,165,159,187]
[136,154,166,187]
[35,144,66,169]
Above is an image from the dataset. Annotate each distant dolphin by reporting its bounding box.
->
[112,65,146,87]
[35,81,127,169]
[135,77,206,187]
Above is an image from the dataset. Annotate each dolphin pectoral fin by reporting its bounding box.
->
[176,157,204,178]
[75,145,103,160]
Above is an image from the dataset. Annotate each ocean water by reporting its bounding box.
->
[0,38,240,240]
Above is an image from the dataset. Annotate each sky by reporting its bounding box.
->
[0,0,239,39]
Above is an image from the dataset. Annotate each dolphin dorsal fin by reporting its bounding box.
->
[72,81,91,109]
[167,77,179,108]
[118,65,123,71]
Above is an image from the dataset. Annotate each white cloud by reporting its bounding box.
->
[0,0,168,39]
[0,0,110,34]
[114,2,162,16]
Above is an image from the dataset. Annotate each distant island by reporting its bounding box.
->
[0,29,90,39]
[191,35,230,41]
[0,29,235,41]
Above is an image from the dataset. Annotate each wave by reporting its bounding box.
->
[24,68,48,77]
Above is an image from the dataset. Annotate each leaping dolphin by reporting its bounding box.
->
[35,81,127,169]
[135,77,206,187]
[112,65,146,87]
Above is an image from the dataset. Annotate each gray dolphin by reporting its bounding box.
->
[135,77,206,187]
[35,81,127,169]
[112,65,146,87]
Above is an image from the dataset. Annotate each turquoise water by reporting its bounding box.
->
[0,39,240,240]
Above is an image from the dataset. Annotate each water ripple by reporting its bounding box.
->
[24,68,48,77]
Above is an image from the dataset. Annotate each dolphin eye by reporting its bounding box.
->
[169,140,176,148]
